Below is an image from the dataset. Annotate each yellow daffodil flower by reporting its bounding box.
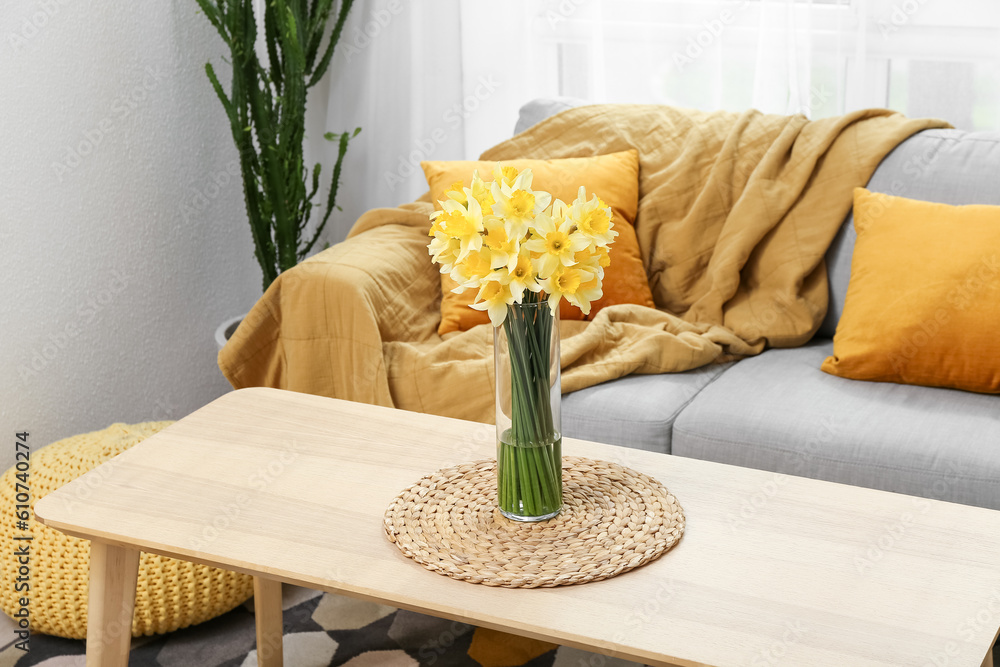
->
[438,194,484,261]
[572,271,604,315]
[470,278,515,327]
[450,246,494,291]
[428,235,461,274]
[428,210,446,237]
[524,209,590,278]
[569,187,618,247]
[492,164,521,188]
[502,249,541,301]
[490,168,551,239]
[575,244,611,277]
[482,216,520,271]
[469,171,496,214]
[539,266,594,315]
[444,181,468,205]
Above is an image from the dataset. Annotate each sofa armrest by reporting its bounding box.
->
[218,202,440,406]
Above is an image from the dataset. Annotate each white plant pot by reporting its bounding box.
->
[215,313,246,352]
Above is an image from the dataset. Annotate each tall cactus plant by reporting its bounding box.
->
[195,0,359,290]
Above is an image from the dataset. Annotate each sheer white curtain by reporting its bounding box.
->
[313,0,1000,243]
[509,0,1000,121]
[310,0,467,241]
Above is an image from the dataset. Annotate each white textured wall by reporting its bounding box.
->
[0,2,267,471]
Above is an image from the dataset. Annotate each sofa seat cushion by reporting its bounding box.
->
[562,362,732,454]
[672,340,1000,510]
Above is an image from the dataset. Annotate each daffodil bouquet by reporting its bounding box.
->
[427,165,617,521]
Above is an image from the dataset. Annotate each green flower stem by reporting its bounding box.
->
[530,446,555,509]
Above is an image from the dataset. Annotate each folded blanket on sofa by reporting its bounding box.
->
[218,104,947,423]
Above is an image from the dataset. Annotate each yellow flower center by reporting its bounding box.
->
[483,222,508,250]
[556,270,582,295]
[461,250,491,278]
[480,280,505,302]
[545,231,572,256]
[500,166,519,186]
[442,209,475,237]
[579,208,610,236]
[512,254,533,280]
[509,190,535,218]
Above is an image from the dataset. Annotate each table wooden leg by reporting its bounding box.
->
[982,644,995,667]
[253,576,284,667]
[86,541,139,667]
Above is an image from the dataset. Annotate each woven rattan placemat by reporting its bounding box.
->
[383,456,685,588]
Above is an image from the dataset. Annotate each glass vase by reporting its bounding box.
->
[494,299,562,522]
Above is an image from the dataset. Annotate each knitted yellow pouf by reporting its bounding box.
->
[0,421,255,639]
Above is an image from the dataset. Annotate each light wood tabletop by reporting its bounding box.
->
[35,387,1000,667]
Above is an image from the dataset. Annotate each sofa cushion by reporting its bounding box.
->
[821,188,1000,393]
[820,128,1000,337]
[672,340,1000,510]
[562,362,732,454]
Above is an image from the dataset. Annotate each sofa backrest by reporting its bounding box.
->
[513,97,591,136]
[513,100,1000,338]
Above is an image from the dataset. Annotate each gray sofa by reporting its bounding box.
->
[515,99,1000,511]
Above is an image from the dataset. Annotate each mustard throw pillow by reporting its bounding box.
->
[821,188,1000,393]
[422,151,655,334]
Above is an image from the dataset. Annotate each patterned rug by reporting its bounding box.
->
[0,585,646,667]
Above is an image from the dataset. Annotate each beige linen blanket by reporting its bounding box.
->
[219,104,947,423]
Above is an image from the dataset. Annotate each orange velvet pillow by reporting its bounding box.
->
[422,151,654,334]
[821,188,1000,393]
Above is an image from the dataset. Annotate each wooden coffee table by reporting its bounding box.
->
[35,388,1000,667]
